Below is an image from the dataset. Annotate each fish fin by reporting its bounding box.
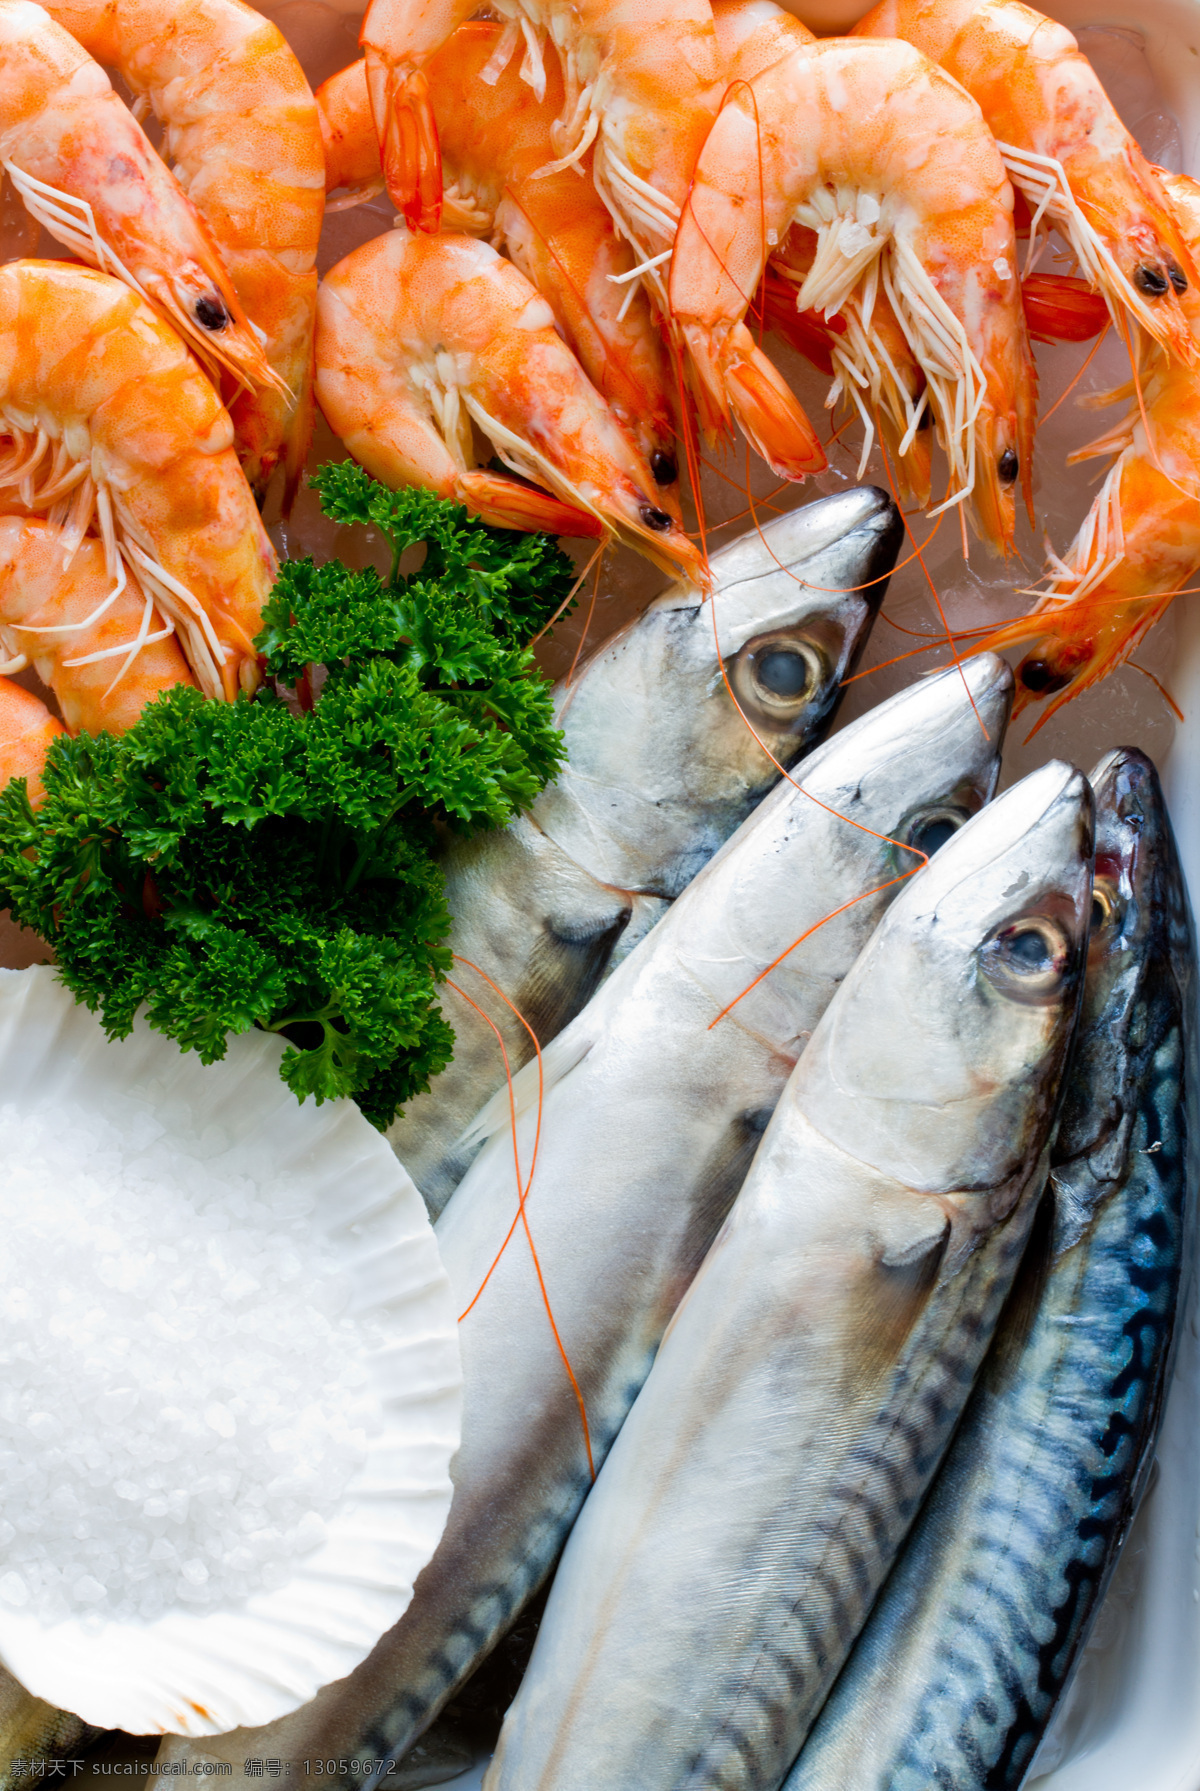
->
[457,1023,598,1151]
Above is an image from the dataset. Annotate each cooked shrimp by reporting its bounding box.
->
[0,261,277,701]
[44,0,325,504]
[974,168,1200,727]
[708,1,930,499]
[359,0,724,307]
[0,0,273,398]
[0,517,195,737]
[669,36,1037,552]
[315,227,705,580]
[853,0,1198,365]
[0,677,63,805]
[317,30,680,485]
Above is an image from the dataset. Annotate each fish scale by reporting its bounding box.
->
[785,745,1196,1791]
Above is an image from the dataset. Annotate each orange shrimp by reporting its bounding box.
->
[0,676,63,806]
[852,0,1199,365]
[43,0,325,505]
[0,0,274,399]
[669,36,1036,552]
[317,30,680,485]
[315,227,705,580]
[706,0,925,504]
[359,0,725,309]
[0,261,277,701]
[974,169,1200,728]
[0,517,195,736]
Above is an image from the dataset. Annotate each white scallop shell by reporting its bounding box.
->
[0,966,462,1738]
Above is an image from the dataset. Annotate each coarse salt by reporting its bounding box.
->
[0,1101,388,1629]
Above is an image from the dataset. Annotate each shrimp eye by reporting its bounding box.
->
[640,505,673,532]
[1134,263,1170,297]
[907,806,967,857]
[1018,656,1073,696]
[650,450,677,486]
[1169,260,1189,294]
[982,916,1073,1003]
[195,296,230,331]
[997,448,1019,485]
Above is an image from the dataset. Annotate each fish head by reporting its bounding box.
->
[798,759,1094,1209]
[673,652,1013,1045]
[1052,746,1190,1189]
[531,487,901,896]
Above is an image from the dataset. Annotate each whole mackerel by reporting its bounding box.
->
[785,746,1198,1791]
[266,654,1012,1783]
[486,760,1093,1791]
[389,487,899,1213]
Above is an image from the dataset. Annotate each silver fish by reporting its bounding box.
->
[276,653,1012,1785]
[486,759,1093,1791]
[783,746,1198,1791]
[389,487,900,1214]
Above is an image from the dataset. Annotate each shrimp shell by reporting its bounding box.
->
[0,0,275,401]
[0,261,277,701]
[359,0,724,311]
[45,0,325,506]
[853,0,1200,366]
[0,675,63,806]
[317,30,680,486]
[670,36,1036,552]
[0,517,196,736]
[315,227,705,581]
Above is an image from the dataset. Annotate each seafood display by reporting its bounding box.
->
[0,0,1198,1785]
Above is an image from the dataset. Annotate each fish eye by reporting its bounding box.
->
[195,296,229,331]
[744,640,824,710]
[907,807,967,858]
[998,448,1018,485]
[1090,878,1120,936]
[982,916,1073,1003]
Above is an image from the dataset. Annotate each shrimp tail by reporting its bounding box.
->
[379,69,444,232]
[1022,272,1109,344]
[457,470,605,538]
[718,324,827,479]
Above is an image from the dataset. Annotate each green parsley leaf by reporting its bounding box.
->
[0,471,576,1129]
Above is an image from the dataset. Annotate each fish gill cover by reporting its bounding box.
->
[0,465,576,1129]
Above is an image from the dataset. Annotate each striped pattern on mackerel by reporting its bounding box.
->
[485,759,1093,1791]
[786,746,1198,1791]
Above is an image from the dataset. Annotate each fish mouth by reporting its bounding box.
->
[698,486,904,654]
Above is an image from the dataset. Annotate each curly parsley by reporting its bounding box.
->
[0,468,576,1128]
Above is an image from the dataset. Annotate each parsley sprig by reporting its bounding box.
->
[0,468,575,1128]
